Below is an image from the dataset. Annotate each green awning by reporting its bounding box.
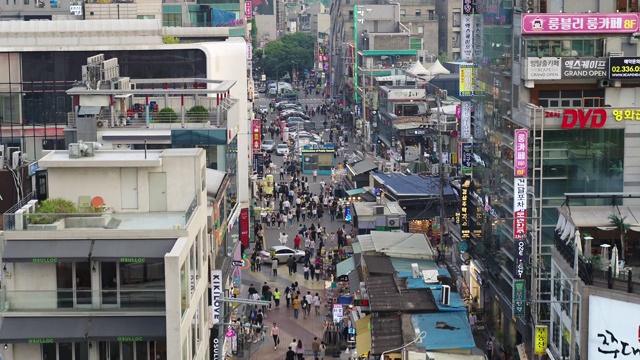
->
[362,50,418,56]
[346,188,366,196]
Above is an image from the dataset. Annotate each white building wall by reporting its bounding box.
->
[10,263,57,310]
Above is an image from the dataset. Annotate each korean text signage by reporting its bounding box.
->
[512,279,526,317]
[461,142,472,176]
[244,0,252,20]
[525,58,608,80]
[535,325,548,355]
[544,107,640,129]
[251,119,261,153]
[461,15,474,62]
[609,57,640,79]
[460,101,472,139]
[462,0,475,15]
[522,13,640,34]
[460,182,471,239]
[253,152,264,178]
[240,208,249,247]
[459,65,475,97]
[525,58,560,80]
[513,177,527,279]
[514,129,528,177]
[210,269,222,325]
[589,295,640,359]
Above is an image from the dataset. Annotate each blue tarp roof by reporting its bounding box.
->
[411,312,475,351]
[371,173,456,197]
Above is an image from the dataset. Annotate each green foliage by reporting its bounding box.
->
[156,107,179,123]
[254,33,315,78]
[30,198,78,224]
[438,50,452,63]
[162,35,180,44]
[187,105,209,122]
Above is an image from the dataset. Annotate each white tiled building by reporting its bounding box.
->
[0,148,210,360]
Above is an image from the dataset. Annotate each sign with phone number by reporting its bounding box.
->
[609,57,640,79]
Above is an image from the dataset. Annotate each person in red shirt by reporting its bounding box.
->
[293,234,301,250]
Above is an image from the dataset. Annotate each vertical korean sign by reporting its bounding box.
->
[461,0,475,62]
[239,208,249,247]
[513,177,527,279]
[460,180,471,239]
[460,101,472,140]
[461,142,473,176]
[251,119,261,153]
[513,279,526,317]
[245,0,252,20]
[514,129,528,177]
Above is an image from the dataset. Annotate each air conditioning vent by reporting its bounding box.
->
[387,217,400,227]
[441,284,451,306]
[609,51,624,57]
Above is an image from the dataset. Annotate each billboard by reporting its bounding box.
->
[460,101,472,139]
[514,129,528,177]
[609,56,640,79]
[524,57,608,80]
[522,13,640,34]
[588,296,640,359]
[513,177,527,279]
[245,0,252,20]
[461,14,473,61]
[512,279,526,317]
[460,180,471,239]
[251,119,261,153]
[252,0,273,15]
[543,107,640,129]
[461,142,472,176]
[459,65,475,96]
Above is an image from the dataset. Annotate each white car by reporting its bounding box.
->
[259,246,305,264]
[275,143,290,156]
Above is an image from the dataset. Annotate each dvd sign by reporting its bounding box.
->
[545,108,607,129]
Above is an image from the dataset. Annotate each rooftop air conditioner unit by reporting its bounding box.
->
[11,151,21,169]
[387,217,400,227]
[441,284,451,306]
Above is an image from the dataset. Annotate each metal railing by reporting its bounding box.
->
[0,289,165,312]
[184,194,199,226]
[553,233,593,285]
[3,192,36,230]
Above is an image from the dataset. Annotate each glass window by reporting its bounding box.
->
[400,9,406,16]
[428,10,435,20]
[415,9,421,16]
[418,26,424,34]
[181,262,188,316]
[136,342,149,360]
[163,13,182,27]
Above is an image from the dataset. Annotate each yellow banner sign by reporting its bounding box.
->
[535,325,548,355]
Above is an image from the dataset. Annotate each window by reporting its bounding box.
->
[418,26,424,34]
[428,10,435,20]
[415,9,421,16]
[137,15,155,19]
[42,343,89,360]
[513,36,520,62]
[538,89,605,108]
[163,13,182,27]
[400,9,406,16]
[525,39,605,57]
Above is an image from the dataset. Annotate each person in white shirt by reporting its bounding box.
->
[304,292,313,316]
[312,293,321,315]
[279,232,289,245]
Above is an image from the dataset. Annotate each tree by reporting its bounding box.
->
[438,50,452,64]
[30,198,77,224]
[254,33,315,79]
[608,214,629,260]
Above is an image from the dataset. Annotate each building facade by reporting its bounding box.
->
[468,0,640,356]
[0,148,209,360]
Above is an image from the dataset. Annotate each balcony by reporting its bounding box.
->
[0,289,165,313]
[3,195,199,232]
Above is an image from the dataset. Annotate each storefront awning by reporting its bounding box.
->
[346,188,366,196]
[91,239,176,262]
[355,315,372,357]
[2,240,92,262]
[336,257,356,277]
[0,317,90,343]
[87,316,166,341]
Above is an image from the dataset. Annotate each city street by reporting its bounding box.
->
[238,93,354,359]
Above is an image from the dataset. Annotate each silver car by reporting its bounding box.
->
[261,139,275,152]
[259,246,305,265]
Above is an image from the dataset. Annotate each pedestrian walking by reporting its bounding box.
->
[301,296,309,319]
[315,265,321,281]
[256,256,262,272]
[486,338,494,359]
[295,339,305,360]
[273,288,281,309]
[303,264,310,280]
[272,259,278,276]
[292,296,301,319]
[287,255,295,275]
[313,169,318,182]
[285,286,292,308]
[312,337,321,359]
[270,323,280,350]
[313,293,321,315]
[469,312,477,332]
[286,347,296,360]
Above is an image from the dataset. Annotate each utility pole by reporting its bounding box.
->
[437,90,446,246]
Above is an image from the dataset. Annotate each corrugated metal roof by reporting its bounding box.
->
[362,255,395,275]
[347,159,378,175]
[370,316,404,355]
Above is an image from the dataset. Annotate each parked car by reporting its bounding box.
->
[275,143,290,156]
[253,91,260,99]
[286,117,306,127]
[259,246,306,264]
[261,139,275,152]
[277,102,303,111]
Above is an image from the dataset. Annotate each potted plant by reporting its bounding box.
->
[156,107,179,123]
[29,198,77,225]
[186,105,209,123]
